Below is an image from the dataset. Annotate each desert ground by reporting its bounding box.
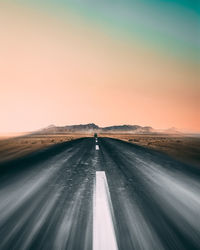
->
[0,135,199,249]
[0,133,200,249]
[0,133,199,167]
[0,133,91,163]
[98,133,200,167]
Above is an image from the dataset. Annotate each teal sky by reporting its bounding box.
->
[0,0,199,132]
[16,0,200,61]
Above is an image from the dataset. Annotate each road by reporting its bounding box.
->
[0,137,199,250]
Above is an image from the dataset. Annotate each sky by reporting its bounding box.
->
[0,0,199,132]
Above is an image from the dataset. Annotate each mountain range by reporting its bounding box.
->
[36,123,180,134]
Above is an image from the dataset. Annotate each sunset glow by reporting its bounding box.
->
[0,1,199,132]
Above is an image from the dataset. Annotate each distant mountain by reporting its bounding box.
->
[40,123,99,133]
[103,125,154,133]
[64,123,99,131]
[163,127,181,134]
[46,124,56,129]
[37,123,157,134]
[103,125,140,131]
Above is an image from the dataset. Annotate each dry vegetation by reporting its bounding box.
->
[99,133,200,167]
[0,133,199,167]
[0,134,90,163]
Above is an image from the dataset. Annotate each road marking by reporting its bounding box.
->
[93,171,118,250]
[95,145,99,150]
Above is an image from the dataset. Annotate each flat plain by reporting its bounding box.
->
[0,133,199,168]
[98,133,200,167]
[0,133,91,163]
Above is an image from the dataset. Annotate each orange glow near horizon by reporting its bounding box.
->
[0,4,199,133]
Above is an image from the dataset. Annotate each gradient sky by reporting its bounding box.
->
[0,0,199,132]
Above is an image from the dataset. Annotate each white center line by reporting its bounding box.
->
[93,171,118,250]
[95,145,99,150]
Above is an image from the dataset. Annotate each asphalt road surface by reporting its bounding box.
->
[0,137,199,250]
